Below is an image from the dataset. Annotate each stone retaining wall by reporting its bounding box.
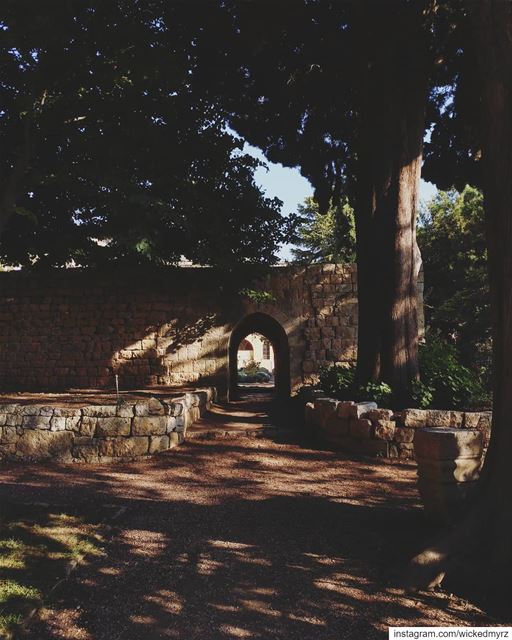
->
[305,397,491,459]
[0,387,216,463]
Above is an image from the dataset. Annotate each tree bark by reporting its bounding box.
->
[355,5,425,405]
[407,1,512,603]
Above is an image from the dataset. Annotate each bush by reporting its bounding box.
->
[358,381,393,407]
[316,334,490,410]
[318,365,393,406]
[237,361,272,383]
[318,364,355,399]
[418,334,490,409]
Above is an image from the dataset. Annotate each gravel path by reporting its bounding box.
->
[0,396,497,639]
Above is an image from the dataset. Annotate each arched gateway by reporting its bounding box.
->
[228,312,290,400]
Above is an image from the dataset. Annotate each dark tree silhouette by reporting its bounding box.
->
[409,0,512,605]
[0,1,288,269]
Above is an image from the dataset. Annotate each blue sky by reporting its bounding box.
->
[243,141,438,260]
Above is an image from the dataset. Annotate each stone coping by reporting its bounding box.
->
[302,391,491,460]
[0,387,216,464]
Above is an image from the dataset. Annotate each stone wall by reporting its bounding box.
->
[305,397,491,459]
[0,264,423,394]
[0,387,215,463]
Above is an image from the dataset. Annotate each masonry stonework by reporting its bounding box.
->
[0,264,424,394]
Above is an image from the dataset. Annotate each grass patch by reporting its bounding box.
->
[0,503,105,639]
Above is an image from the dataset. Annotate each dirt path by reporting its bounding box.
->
[0,395,499,639]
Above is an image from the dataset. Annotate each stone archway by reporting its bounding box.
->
[228,312,290,400]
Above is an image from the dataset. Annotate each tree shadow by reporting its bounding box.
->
[0,438,498,639]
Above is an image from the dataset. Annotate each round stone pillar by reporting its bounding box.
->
[414,428,484,523]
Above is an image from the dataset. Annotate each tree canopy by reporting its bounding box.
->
[0,1,290,269]
[291,196,355,264]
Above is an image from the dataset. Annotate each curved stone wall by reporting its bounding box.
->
[0,387,215,463]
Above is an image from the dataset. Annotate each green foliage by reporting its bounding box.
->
[418,186,491,386]
[318,364,355,399]
[240,289,276,304]
[318,334,489,409]
[410,379,435,410]
[291,197,356,264]
[318,365,393,406]
[241,358,261,376]
[418,333,489,409]
[358,381,393,407]
[0,3,290,270]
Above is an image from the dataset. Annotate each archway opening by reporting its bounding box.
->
[229,312,290,401]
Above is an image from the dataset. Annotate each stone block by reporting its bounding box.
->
[53,407,82,418]
[0,426,18,444]
[165,400,184,417]
[82,405,117,417]
[6,414,22,427]
[417,457,482,483]
[16,430,73,462]
[397,443,415,459]
[95,416,131,437]
[348,402,377,419]
[427,410,464,429]
[313,398,339,425]
[0,414,6,427]
[400,409,428,428]
[0,404,20,414]
[305,402,316,430]
[22,415,52,430]
[414,428,483,461]
[394,427,415,443]
[19,405,43,416]
[80,416,97,437]
[50,417,67,432]
[65,416,81,432]
[373,420,395,441]
[367,408,394,421]
[116,402,135,417]
[149,435,170,454]
[112,437,149,458]
[349,418,372,439]
[336,401,355,418]
[134,397,165,416]
[417,477,479,523]
[73,439,100,463]
[166,417,177,433]
[169,432,185,447]
[324,414,349,436]
[463,412,482,429]
[132,416,167,436]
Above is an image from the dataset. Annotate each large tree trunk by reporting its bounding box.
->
[355,4,425,406]
[407,0,512,603]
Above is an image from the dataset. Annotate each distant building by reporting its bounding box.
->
[237,332,275,373]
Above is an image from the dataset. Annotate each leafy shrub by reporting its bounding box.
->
[242,359,261,376]
[318,364,355,399]
[237,361,272,383]
[358,381,393,407]
[318,365,392,406]
[316,334,489,409]
[410,379,435,409]
[418,334,489,409]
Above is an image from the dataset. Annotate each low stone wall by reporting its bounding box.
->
[305,397,492,459]
[0,387,216,463]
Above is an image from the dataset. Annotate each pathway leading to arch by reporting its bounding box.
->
[0,396,497,639]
